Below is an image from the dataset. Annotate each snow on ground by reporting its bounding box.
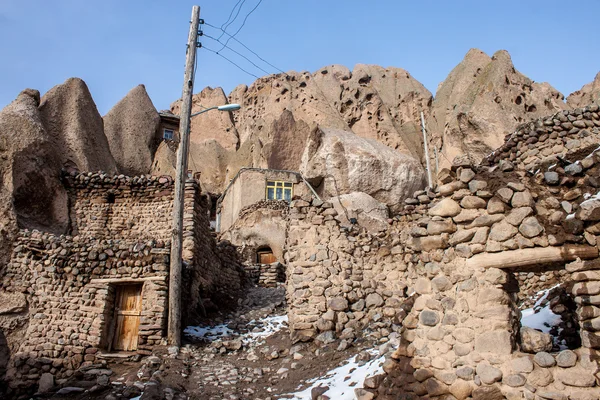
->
[520,285,566,349]
[284,350,385,400]
[184,314,288,345]
[184,324,233,341]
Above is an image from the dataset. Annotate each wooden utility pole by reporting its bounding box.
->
[168,5,201,347]
[420,111,433,189]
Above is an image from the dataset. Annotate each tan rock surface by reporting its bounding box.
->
[567,71,600,108]
[300,127,426,212]
[0,89,68,234]
[39,77,117,173]
[104,84,160,176]
[330,192,390,233]
[171,86,239,151]
[430,49,568,169]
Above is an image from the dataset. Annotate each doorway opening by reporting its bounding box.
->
[257,246,276,264]
[110,283,143,352]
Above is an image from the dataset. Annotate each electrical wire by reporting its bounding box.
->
[203,33,270,75]
[201,45,260,79]
[205,22,284,74]
[218,0,263,52]
[218,0,244,37]
[218,0,246,40]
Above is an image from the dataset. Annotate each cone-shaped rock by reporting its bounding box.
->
[0,89,68,240]
[567,71,600,108]
[430,49,568,169]
[104,85,160,176]
[300,127,427,213]
[39,77,117,173]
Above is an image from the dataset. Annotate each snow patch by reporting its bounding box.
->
[285,350,384,400]
[521,285,567,349]
[184,314,288,346]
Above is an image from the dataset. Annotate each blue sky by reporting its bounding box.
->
[0,0,599,115]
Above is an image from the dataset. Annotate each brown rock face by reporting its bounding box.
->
[430,49,568,169]
[567,71,600,108]
[39,78,117,173]
[267,110,312,171]
[104,85,160,176]
[180,64,431,193]
[171,86,239,151]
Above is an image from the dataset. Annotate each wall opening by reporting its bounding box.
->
[257,246,276,264]
[511,265,581,352]
[107,283,143,352]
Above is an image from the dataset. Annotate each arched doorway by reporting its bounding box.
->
[256,246,277,265]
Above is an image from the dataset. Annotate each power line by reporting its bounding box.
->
[201,45,260,79]
[205,22,284,73]
[218,0,246,40]
[203,33,270,76]
[218,0,263,52]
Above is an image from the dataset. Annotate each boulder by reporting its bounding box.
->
[521,328,553,353]
[301,127,426,212]
[577,198,600,222]
[104,84,161,175]
[39,77,117,173]
[330,192,389,232]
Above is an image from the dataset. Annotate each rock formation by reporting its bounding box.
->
[171,86,239,151]
[568,71,600,108]
[0,89,68,234]
[165,64,432,193]
[104,85,160,176]
[39,77,117,173]
[300,127,427,213]
[430,49,568,169]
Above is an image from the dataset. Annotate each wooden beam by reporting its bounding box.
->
[466,245,599,270]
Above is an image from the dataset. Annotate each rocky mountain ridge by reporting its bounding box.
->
[0,49,598,237]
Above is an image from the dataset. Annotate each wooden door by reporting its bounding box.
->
[112,284,142,351]
[258,251,276,264]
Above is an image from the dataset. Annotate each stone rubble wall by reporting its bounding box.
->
[64,172,175,240]
[284,157,600,398]
[244,262,285,288]
[2,232,169,391]
[483,104,600,172]
[1,172,248,394]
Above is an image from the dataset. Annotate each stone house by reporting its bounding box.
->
[158,110,180,142]
[217,168,318,288]
[1,171,245,391]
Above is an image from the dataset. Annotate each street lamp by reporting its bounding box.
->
[169,101,240,347]
[191,103,241,117]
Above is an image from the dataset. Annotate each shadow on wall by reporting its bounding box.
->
[0,329,9,394]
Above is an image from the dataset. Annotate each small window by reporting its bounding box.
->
[266,180,293,201]
[163,129,174,140]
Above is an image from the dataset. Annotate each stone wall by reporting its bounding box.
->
[2,232,169,391]
[0,171,247,394]
[64,173,175,239]
[484,104,600,171]
[284,158,600,398]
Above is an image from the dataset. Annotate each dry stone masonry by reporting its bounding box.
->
[281,146,600,398]
[484,104,600,172]
[0,171,247,394]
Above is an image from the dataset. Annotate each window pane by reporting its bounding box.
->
[276,182,283,187]
[276,188,283,199]
[284,182,292,187]
[284,188,291,201]
[267,188,274,199]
